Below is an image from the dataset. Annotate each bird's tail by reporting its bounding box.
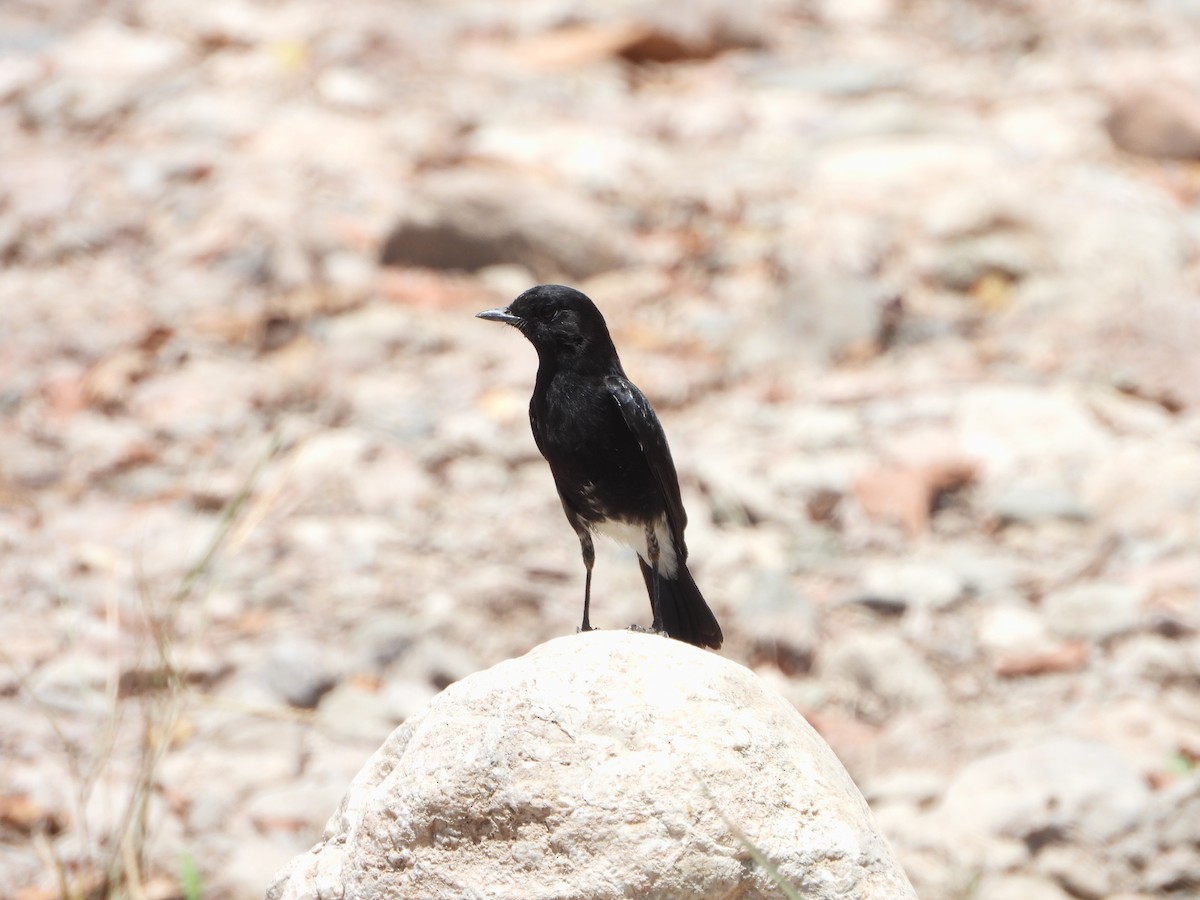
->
[638,559,723,650]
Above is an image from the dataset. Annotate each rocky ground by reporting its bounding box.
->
[2,1,1200,898]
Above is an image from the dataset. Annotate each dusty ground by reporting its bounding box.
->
[3,1,1200,898]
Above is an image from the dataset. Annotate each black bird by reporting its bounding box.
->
[477,284,722,649]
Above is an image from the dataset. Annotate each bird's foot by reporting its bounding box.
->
[576,624,597,634]
[627,624,669,638]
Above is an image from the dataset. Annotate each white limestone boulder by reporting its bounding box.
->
[267,630,915,900]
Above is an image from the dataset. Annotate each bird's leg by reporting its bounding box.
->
[645,526,664,633]
[578,532,595,633]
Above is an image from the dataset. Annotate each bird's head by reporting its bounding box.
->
[476,284,614,358]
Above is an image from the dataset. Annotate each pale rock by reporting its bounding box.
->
[1148,773,1200,848]
[279,429,432,513]
[936,738,1151,861]
[315,682,400,743]
[1042,582,1145,641]
[220,834,297,900]
[320,250,376,299]
[1084,387,1174,436]
[344,374,437,442]
[818,632,947,717]
[21,23,189,129]
[986,479,1091,525]
[973,873,1074,900]
[739,568,818,675]
[263,638,338,709]
[863,770,946,807]
[1033,844,1119,899]
[1110,635,1200,686]
[379,168,632,280]
[477,263,538,299]
[128,358,260,438]
[926,232,1041,293]
[351,611,419,671]
[320,304,417,369]
[61,413,154,483]
[771,267,887,364]
[380,678,439,723]
[1081,441,1200,534]
[809,136,1005,208]
[977,604,1051,654]
[268,631,916,900]
[467,123,668,194]
[860,561,966,612]
[818,0,894,26]
[945,551,1025,602]
[1142,846,1200,893]
[957,386,1113,477]
[316,68,384,113]
[247,783,349,839]
[1106,78,1200,159]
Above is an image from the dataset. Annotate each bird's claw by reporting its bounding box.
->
[627,624,669,638]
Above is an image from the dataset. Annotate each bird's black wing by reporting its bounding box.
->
[605,374,689,560]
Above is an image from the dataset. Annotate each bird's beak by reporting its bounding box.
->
[476,307,523,326]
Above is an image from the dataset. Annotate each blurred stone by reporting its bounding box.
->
[217,834,298,900]
[927,232,1039,293]
[1145,773,1200,848]
[977,604,1051,654]
[974,873,1073,900]
[862,770,946,807]
[859,562,965,612]
[1106,79,1200,159]
[1042,582,1145,642]
[20,23,189,129]
[247,783,347,838]
[740,568,818,676]
[379,168,632,280]
[316,68,385,112]
[476,263,537,298]
[0,54,44,104]
[1034,844,1119,899]
[1110,635,1200,686]
[127,358,260,438]
[380,678,439,723]
[958,387,1113,476]
[936,738,1151,853]
[316,682,400,743]
[987,480,1090,525]
[320,250,377,300]
[1141,845,1200,893]
[352,611,419,671]
[773,269,889,363]
[25,653,109,713]
[264,639,338,710]
[1082,441,1200,534]
[60,413,155,484]
[396,637,481,690]
[819,632,947,717]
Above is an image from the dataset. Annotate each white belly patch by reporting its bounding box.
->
[590,515,679,577]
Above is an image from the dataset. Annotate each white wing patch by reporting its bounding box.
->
[590,515,679,577]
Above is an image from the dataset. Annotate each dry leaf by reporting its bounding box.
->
[995,640,1089,678]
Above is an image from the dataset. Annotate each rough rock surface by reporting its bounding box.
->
[267,631,916,900]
